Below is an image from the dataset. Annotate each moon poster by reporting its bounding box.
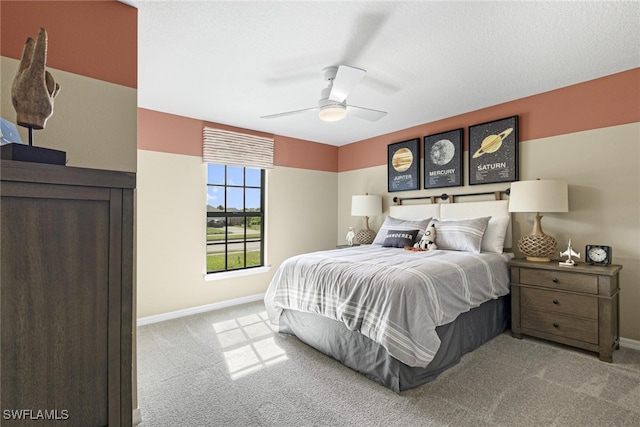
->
[388,138,420,192]
[468,115,519,185]
[423,128,463,189]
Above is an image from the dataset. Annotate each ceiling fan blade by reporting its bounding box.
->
[329,65,366,102]
[340,12,390,64]
[260,107,317,119]
[263,71,318,87]
[347,105,387,122]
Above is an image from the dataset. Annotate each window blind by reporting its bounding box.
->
[203,127,274,169]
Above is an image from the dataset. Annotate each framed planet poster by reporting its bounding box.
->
[388,138,420,192]
[423,128,463,189]
[468,115,519,185]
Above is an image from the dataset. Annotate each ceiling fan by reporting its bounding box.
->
[260,65,387,122]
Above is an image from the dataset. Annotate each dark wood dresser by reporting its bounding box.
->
[509,258,621,362]
[1,160,135,426]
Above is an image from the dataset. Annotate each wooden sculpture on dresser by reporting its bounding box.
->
[5,27,66,164]
[12,27,60,130]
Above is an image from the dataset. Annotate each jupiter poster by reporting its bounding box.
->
[424,128,463,189]
[469,115,519,185]
[388,138,419,192]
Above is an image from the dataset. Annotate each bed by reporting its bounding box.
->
[264,199,513,392]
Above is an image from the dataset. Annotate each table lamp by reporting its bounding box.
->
[351,194,382,244]
[508,179,568,262]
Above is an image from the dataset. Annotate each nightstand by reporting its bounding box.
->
[509,259,622,362]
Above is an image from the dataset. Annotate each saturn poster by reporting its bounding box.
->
[468,115,519,185]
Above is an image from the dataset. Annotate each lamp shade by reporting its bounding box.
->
[508,180,568,213]
[351,195,382,217]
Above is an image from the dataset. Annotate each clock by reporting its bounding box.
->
[585,245,612,265]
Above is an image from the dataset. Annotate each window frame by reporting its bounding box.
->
[206,165,265,274]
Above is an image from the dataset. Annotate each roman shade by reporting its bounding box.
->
[203,126,274,169]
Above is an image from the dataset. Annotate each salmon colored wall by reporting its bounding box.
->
[273,136,338,172]
[137,108,203,156]
[138,108,339,172]
[0,0,137,89]
[338,68,640,172]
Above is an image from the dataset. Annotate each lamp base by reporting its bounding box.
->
[518,233,557,262]
[526,256,552,262]
[356,229,376,245]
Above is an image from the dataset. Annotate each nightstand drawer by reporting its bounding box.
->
[522,309,598,344]
[520,268,598,294]
[521,287,598,320]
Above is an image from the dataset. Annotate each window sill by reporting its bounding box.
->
[204,266,271,282]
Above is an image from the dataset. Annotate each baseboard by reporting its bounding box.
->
[137,293,265,326]
[133,408,142,426]
[620,337,640,351]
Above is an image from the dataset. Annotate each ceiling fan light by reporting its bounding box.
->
[319,104,347,122]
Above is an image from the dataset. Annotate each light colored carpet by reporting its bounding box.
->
[136,301,640,426]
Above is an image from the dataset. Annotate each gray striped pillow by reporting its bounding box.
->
[430,217,490,253]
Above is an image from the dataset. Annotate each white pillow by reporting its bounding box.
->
[373,216,432,245]
[481,216,510,253]
[430,217,490,253]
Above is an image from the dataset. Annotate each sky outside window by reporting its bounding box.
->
[207,164,261,210]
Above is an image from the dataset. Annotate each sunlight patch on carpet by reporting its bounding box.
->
[213,311,288,380]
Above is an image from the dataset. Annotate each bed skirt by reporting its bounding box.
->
[279,295,510,392]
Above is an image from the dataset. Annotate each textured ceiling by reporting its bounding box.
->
[123,1,640,146]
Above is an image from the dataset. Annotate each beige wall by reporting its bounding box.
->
[136,149,337,318]
[336,123,640,341]
[518,124,639,341]
[1,58,137,173]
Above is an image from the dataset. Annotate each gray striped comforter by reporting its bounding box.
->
[265,245,513,368]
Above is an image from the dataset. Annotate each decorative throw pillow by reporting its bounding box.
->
[430,217,490,253]
[373,216,432,245]
[414,223,438,250]
[481,216,510,253]
[382,229,420,248]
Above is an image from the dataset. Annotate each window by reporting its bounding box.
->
[206,164,265,273]
[202,126,272,275]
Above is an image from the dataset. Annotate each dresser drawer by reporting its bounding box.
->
[520,268,598,294]
[522,309,598,344]
[521,287,598,320]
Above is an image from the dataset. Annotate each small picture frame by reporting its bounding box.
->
[423,128,463,189]
[468,115,519,185]
[388,138,420,192]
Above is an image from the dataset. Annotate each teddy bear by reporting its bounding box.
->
[414,224,438,250]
